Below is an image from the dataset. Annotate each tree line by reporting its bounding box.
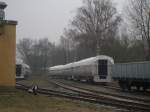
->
[17,0,149,73]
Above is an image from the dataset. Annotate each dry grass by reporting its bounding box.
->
[14,77,117,112]
[18,79,49,88]
[17,75,51,88]
[0,89,114,112]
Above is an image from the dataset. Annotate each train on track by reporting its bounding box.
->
[16,59,30,80]
[48,55,150,91]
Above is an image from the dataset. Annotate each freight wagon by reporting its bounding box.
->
[112,61,150,91]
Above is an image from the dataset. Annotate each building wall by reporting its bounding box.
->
[0,21,17,86]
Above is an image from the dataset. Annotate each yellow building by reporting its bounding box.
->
[0,2,17,86]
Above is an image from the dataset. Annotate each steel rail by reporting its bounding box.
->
[49,80,150,111]
[57,79,150,103]
[16,83,150,112]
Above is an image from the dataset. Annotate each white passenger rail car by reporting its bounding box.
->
[49,55,114,83]
[16,59,30,80]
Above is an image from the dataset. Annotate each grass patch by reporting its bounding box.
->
[0,89,113,112]
[18,79,48,87]
[17,76,51,88]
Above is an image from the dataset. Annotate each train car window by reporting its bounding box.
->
[16,64,22,76]
[98,60,107,79]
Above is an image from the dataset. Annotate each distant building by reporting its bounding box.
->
[0,2,17,86]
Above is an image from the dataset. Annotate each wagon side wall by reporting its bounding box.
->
[112,62,150,81]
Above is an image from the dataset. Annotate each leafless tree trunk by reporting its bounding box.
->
[71,0,121,55]
[17,38,33,67]
[127,0,150,60]
[17,38,53,73]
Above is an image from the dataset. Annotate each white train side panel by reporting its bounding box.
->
[49,55,114,83]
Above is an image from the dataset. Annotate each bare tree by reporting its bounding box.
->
[36,38,53,71]
[71,0,121,55]
[17,38,34,67]
[61,29,80,62]
[127,0,150,60]
[17,38,54,73]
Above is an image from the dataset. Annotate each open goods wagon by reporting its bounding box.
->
[112,61,150,91]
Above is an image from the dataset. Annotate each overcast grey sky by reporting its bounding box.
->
[5,0,125,42]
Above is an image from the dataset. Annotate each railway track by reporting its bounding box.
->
[55,79,150,104]
[16,82,150,112]
[68,79,150,94]
[49,80,150,111]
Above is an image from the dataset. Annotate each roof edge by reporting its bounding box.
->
[0,20,18,25]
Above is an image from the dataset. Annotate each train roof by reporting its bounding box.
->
[50,65,64,70]
[16,59,30,68]
[73,55,114,66]
[16,58,23,64]
[50,55,114,71]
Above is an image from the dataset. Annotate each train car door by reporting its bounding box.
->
[16,64,22,76]
[98,60,107,79]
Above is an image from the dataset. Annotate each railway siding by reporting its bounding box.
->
[51,80,150,103]
[16,79,150,112]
